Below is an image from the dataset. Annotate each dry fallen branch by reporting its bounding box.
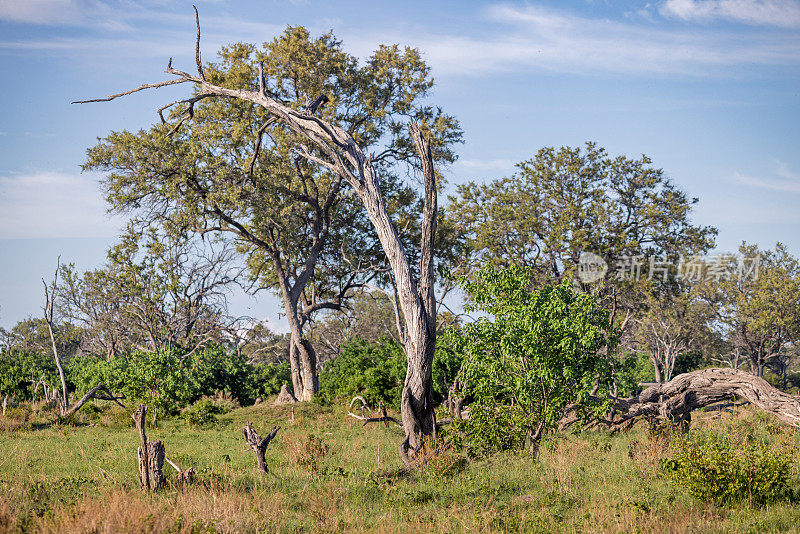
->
[61,383,125,421]
[242,422,280,473]
[346,397,402,428]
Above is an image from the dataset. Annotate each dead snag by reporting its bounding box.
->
[132,405,164,490]
[242,422,280,473]
[60,383,125,421]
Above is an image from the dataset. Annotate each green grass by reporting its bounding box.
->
[2,402,800,533]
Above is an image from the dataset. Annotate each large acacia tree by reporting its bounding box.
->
[83,26,460,404]
[450,143,717,325]
[78,13,459,460]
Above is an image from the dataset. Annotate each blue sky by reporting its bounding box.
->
[0,0,798,330]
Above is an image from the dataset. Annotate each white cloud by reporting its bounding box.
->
[0,171,124,238]
[734,163,800,193]
[405,4,799,76]
[1,2,798,77]
[661,0,800,28]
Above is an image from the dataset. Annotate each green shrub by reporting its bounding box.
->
[182,399,229,429]
[662,423,797,505]
[317,338,406,407]
[451,264,617,456]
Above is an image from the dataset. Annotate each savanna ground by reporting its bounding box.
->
[1,401,800,533]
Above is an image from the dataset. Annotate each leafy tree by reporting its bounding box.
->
[84,27,461,406]
[700,242,800,378]
[0,349,58,401]
[453,264,618,456]
[311,290,401,364]
[633,281,714,383]
[0,317,82,362]
[59,227,236,359]
[449,143,716,324]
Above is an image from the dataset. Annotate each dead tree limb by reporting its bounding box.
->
[242,422,280,473]
[133,405,164,490]
[60,383,125,421]
[562,368,800,431]
[346,397,402,428]
[42,257,69,414]
[165,457,195,488]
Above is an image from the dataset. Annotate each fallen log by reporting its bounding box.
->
[61,383,125,421]
[562,368,800,431]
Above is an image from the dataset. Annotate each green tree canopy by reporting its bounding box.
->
[83,27,462,400]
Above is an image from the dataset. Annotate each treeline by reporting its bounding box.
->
[0,344,289,414]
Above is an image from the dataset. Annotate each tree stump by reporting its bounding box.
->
[242,421,280,473]
[132,405,164,490]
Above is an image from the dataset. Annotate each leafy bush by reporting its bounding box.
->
[250,361,291,400]
[662,422,797,505]
[317,338,406,407]
[0,349,58,400]
[317,336,464,408]
[451,264,618,456]
[182,399,230,429]
[68,344,287,415]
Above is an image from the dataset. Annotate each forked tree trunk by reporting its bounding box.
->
[76,19,441,463]
[133,405,164,491]
[242,422,280,473]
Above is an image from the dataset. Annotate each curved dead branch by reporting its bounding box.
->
[562,368,800,431]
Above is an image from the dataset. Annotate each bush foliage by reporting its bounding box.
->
[662,420,798,505]
[451,263,618,456]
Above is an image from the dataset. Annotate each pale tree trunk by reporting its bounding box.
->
[43,258,69,414]
[76,22,441,463]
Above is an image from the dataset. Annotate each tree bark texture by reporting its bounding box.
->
[562,368,800,431]
[242,422,280,473]
[133,405,164,491]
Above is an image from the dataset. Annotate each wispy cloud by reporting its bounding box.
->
[1,2,798,78]
[735,162,800,193]
[0,171,123,238]
[660,0,800,28]
[404,4,800,76]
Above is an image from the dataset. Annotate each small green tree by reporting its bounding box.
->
[453,264,617,456]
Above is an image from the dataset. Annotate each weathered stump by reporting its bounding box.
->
[242,421,280,473]
[132,405,164,490]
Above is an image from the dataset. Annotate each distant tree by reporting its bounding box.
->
[312,290,401,364]
[59,227,238,359]
[700,243,800,378]
[449,143,716,322]
[633,282,714,383]
[227,320,291,365]
[0,317,82,361]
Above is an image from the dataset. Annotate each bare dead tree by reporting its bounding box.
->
[76,9,442,465]
[242,422,280,473]
[42,257,69,414]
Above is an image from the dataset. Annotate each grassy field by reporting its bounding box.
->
[1,401,800,533]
